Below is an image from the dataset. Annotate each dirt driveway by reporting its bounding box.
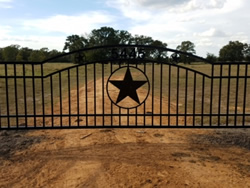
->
[0,128,249,188]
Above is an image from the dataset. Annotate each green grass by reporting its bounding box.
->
[0,62,250,126]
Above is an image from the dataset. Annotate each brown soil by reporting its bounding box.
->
[0,77,250,188]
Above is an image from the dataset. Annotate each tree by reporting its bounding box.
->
[63,35,88,63]
[28,49,48,62]
[243,44,250,61]
[39,47,49,60]
[0,48,3,61]
[130,35,154,45]
[2,45,20,61]
[117,30,132,44]
[63,35,88,52]
[219,41,247,61]
[206,53,217,63]
[176,41,196,64]
[88,27,120,46]
[28,50,40,62]
[16,47,32,61]
[63,27,169,63]
[151,40,168,61]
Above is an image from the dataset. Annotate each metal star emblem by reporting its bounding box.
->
[109,67,147,104]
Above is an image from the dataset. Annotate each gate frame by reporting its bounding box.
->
[0,44,250,129]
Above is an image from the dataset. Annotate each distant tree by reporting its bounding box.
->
[151,40,168,61]
[63,35,88,52]
[219,41,247,61]
[177,41,196,54]
[176,41,196,64]
[48,49,60,58]
[16,47,33,61]
[63,27,169,63]
[89,27,120,46]
[28,50,39,62]
[243,44,250,61]
[0,48,3,61]
[39,47,49,60]
[46,49,70,62]
[129,35,168,60]
[87,27,121,61]
[2,45,20,61]
[63,34,88,63]
[206,53,217,63]
[28,49,47,62]
[117,30,132,44]
[130,35,154,45]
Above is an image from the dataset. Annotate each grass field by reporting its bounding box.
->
[0,62,250,127]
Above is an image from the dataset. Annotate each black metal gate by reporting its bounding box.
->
[0,45,249,129]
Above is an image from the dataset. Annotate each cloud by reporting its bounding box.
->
[22,11,115,35]
[194,28,226,37]
[0,11,116,51]
[183,0,226,11]
[132,0,188,9]
[108,0,228,12]
[0,35,66,50]
[0,25,11,36]
[105,0,249,57]
[0,0,12,8]
[230,32,249,43]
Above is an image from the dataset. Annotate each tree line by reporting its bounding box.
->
[0,26,250,63]
[0,45,69,62]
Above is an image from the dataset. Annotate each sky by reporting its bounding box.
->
[0,0,249,57]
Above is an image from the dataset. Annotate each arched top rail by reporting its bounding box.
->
[42,44,210,64]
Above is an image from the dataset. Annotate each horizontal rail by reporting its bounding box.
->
[1,113,250,118]
[1,126,249,130]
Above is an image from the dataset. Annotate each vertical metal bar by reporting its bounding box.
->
[0,99,1,128]
[176,67,179,126]
[4,64,10,128]
[119,107,121,126]
[201,76,205,126]
[134,61,138,126]
[32,64,36,127]
[218,65,223,126]
[193,73,196,126]
[234,64,240,126]
[119,62,121,126]
[127,109,129,126]
[226,64,231,126]
[93,63,96,126]
[85,64,88,126]
[102,63,105,126]
[144,62,146,126]
[209,64,214,126]
[127,61,130,127]
[168,65,171,126]
[185,70,188,126]
[110,61,113,126]
[59,72,62,127]
[41,64,45,127]
[50,76,54,127]
[68,69,71,126]
[152,63,155,126]
[160,62,163,126]
[77,66,80,127]
[14,64,19,127]
[135,63,138,126]
[243,64,248,126]
[23,64,27,128]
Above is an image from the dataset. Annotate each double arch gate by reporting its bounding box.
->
[0,45,249,129]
